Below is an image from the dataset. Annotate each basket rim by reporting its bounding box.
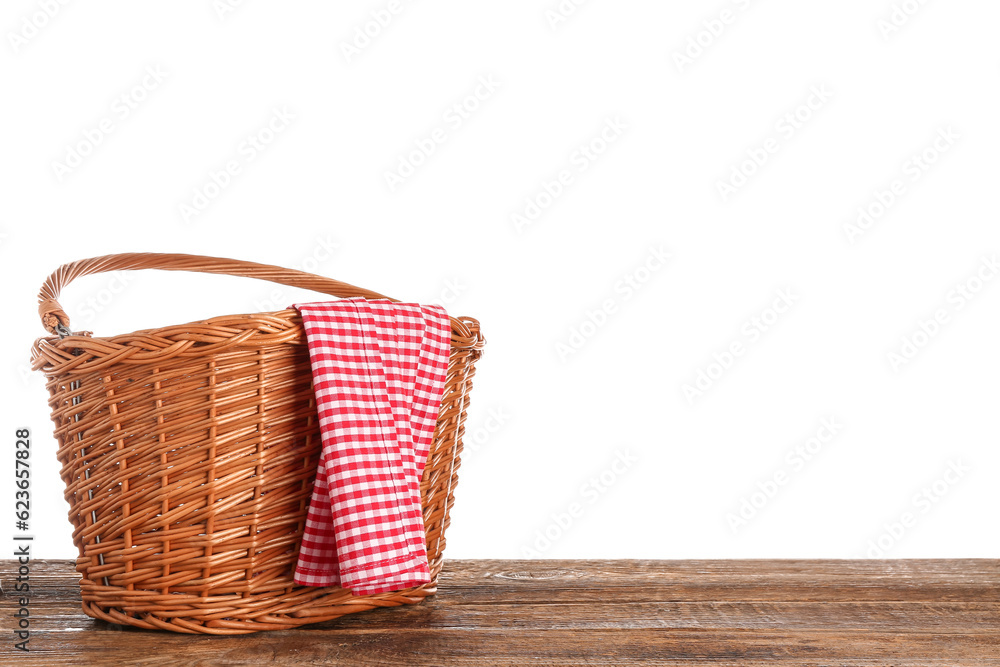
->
[30,307,484,377]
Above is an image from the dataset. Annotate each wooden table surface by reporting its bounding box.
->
[1,559,997,666]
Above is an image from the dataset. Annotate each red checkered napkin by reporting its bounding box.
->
[291,297,451,595]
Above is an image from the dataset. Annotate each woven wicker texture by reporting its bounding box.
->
[30,253,484,634]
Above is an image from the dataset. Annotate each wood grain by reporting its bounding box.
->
[2,559,998,666]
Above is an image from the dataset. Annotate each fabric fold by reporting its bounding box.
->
[291,297,451,595]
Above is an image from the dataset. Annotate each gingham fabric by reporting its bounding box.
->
[291,297,451,595]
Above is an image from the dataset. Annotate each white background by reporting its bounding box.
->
[2,0,998,561]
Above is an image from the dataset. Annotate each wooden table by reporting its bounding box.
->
[2,559,997,665]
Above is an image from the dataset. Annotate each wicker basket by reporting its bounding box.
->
[29,253,484,634]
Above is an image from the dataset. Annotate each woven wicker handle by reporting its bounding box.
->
[38,252,394,335]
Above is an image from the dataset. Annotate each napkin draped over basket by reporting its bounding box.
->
[29,253,484,634]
